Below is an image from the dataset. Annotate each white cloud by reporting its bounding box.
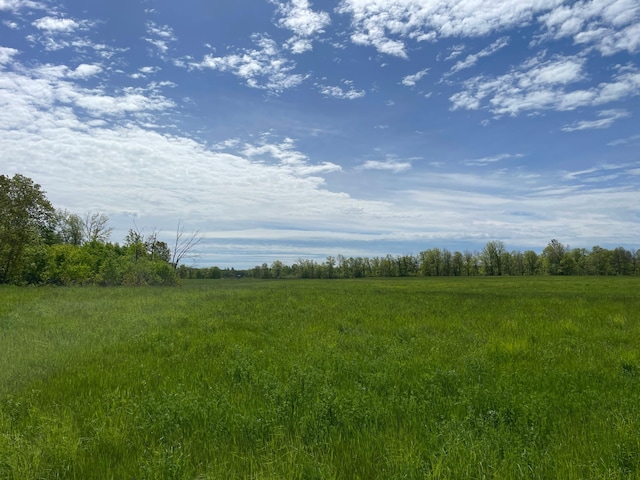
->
[337,0,562,57]
[27,15,99,52]
[337,0,638,61]
[33,16,79,33]
[0,46,19,66]
[463,153,524,167]
[145,21,177,56]
[239,134,342,176]
[67,63,103,79]
[608,133,640,146]
[449,37,509,74]
[131,66,161,79]
[561,163,629,184]
[540,0,640,55]
[0,0,45,12]
[273,0,331,53]
[0,59,174,123]
[401,68,429,87]
[190,34,307,93]
[444,44,466,60]
[317,80,366,99]
[359,159,412,173]
[3,20,19,29]
[286,38,314,54]
[562,109,630,131]
[450,56,640,116]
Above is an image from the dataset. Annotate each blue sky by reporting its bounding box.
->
[1,0,639,267]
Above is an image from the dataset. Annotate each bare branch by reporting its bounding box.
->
[82,212,113,244]
[171,220,202,269]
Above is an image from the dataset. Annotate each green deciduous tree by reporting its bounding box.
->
[55,210,85,246]
[542,239,568,275]
[481,241,505,276]
[0,174,55,284]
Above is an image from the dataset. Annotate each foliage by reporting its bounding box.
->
[0,277,639,478]
[0,174,55,284]
[0,175,179,286]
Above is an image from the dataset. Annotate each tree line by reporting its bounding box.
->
[2,174,638,285]
[0,174,200,286]
[235,240,638,280]
[177,240,640,281]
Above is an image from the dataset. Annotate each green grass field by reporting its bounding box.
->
[1,277,639,479]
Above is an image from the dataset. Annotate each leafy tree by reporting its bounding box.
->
[481,241,505,276]
[450,251,463,276]
[55,209,85,246]
[419,248,443,276]
[442,249,453,276]
[270,260,284,279]
[124,228,146,261]
[511,251,525,275]
[463,250,476,276]
[542,239,568,275]
[147,235,171,263]
[610,247,633,275]
[523,250,538,275]
[587,246,613,275]
[0,174,55,284]
[501,250,513,275]
[569,248,588,275]
[325,256,336,279]
[45,244,95,285]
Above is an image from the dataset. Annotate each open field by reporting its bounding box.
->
[1,277,639,479]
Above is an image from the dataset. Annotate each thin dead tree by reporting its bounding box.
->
[83,212,113,244]
[171,221,202,270]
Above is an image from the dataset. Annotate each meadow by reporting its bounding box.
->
[0,277,639,479]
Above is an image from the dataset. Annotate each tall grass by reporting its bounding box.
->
[1,277,639,478]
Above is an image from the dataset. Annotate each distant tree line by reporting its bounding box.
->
[236,239,639,280]
[0,174,199,286]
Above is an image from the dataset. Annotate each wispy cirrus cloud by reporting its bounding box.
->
[449,37,510,74]
[562,109,630,131]
[359,158,412,173]
[561,163,628,184]
[608,133,640,146]
[401,68,429,87]
[462,153,524,167]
